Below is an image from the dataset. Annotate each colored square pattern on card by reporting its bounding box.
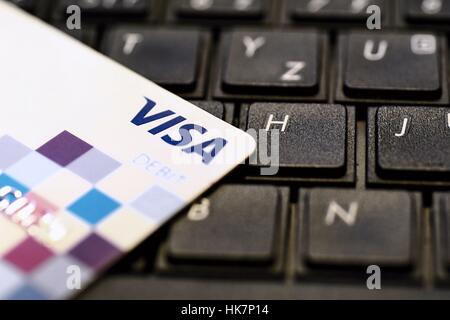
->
[4,238,53,273]
[6,152,60,188]
[68,189,120,225]
[37,131,93,167]
[0,131,184,300]
[67,149,121,184]
[0,135,31,170]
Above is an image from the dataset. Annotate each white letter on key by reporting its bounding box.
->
[243,36,266,58]
[364,40,388,61]
[395,117,409,137]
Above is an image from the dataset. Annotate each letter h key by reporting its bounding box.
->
[246,103,348,175]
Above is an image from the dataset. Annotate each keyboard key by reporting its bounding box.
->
[434,193,450,274]
[405,0,450,23]
[173,0,267,20]
[167,185,286,264]
[301,189,417,266]
[57,0,150,17]
[191,101,225,120]
[341,32,441,100]
[376,106,450,178]
[288,0,386,22]
[222,30,322,95]
[103,28,206,92]
[245,103,347,175]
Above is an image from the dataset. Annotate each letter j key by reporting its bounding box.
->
[376,106,450,178]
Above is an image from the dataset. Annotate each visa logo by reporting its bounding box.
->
[131,97,228,165]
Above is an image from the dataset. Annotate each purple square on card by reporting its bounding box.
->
[69,234,120,270]
[37,131,92,166]
[68,148,120,184]
[4,238,53,273]
[0,135,31,170]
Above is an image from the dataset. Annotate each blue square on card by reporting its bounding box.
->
[0,173,29,195]
[68,189,120,224]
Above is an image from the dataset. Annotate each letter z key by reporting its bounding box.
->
[222,30,323,95]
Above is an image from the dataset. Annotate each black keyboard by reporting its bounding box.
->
[11,0,450,299]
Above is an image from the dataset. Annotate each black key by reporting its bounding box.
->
[406,0,450,23]
[245,103,347,175]
[288,0,386,22]
[191,101,225,119]
[174,0,266,20]
[434,193,450,270]
[57,0,149,17]
[168,185,284,263]
[341,32,441,100]
[376,106,450,178]
[103,28,205,92]
[222,30,322,95]
[302,189,417,266]
[8,0,35,11]
[433,192,450,281]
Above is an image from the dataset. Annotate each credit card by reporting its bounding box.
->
[0,3,255,299]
